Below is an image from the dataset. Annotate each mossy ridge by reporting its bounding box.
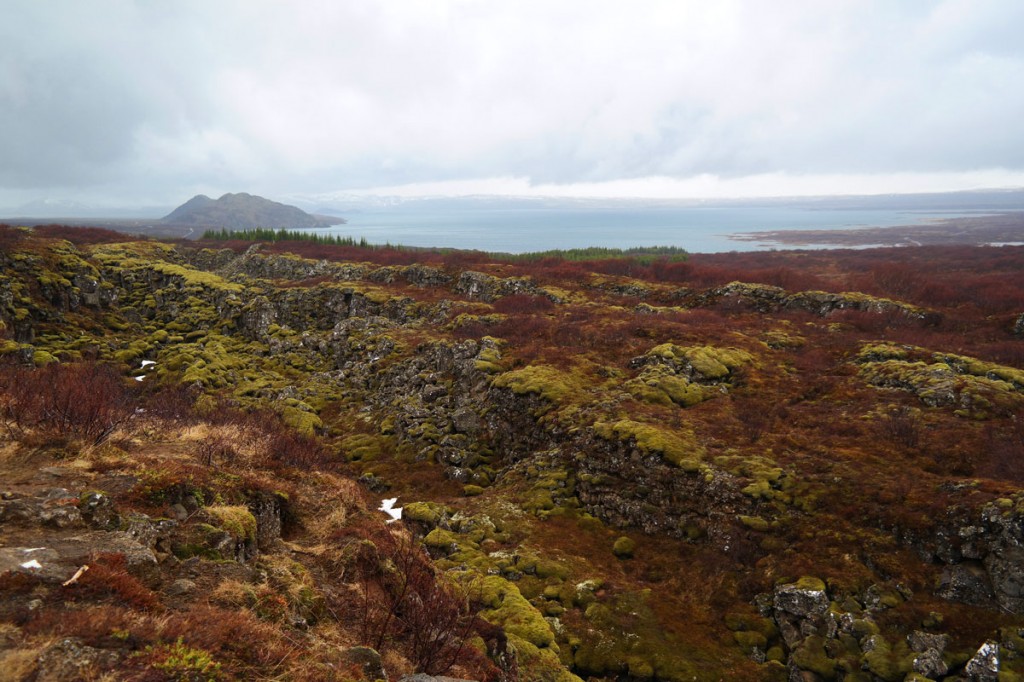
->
[490,364,588,415]
[624,364,712,408]
[593,419,704,471]
[859,358,1024,417]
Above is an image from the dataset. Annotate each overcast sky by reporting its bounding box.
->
[3,0,1024,207]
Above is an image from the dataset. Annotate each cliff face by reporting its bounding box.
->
[162,192,339,229]
[2,228,1024,681]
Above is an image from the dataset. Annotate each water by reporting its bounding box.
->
[304,206,991,254]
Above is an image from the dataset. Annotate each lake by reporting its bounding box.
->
[304,205,989,254]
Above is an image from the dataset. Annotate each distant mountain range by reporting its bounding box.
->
[162,192,343,229]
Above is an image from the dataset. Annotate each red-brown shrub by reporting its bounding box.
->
[492,294,554,314]
[0,361,135,445]
[62,552,160,610]
[32,224,132,246]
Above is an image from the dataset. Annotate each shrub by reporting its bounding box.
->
[0,361,135,445]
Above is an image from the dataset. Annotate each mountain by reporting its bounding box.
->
[162,192,342,229]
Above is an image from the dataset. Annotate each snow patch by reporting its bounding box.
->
[379,497,402,523]
[20,560,42,570]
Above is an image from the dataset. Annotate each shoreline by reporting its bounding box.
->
[729,211,1024,247]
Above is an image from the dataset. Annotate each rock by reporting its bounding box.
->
[167,502,189,521]
[166,578,197,596]
[399,676,480,682]
[907,630,949,653]
[451,407,482,434]
[0,547,65,582]
[773,579,829,618]
[248,491,284,550]
[40,505,83,529]
[984,546,1024,613]
[937,562,994,606]
[964,640,999,681]
[340,646,387,681]
[1013,312,1024,336]
[911,647,948,678]
[35,637,120,681]
[79,491,120,530]
[423,384,448,402]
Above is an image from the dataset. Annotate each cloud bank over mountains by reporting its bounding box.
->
[3,1,1024,206]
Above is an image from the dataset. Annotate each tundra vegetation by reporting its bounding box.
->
[1,222,1024,681]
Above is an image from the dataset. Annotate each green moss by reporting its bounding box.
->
[491,364,582,408]
[207,505,257,542]
[32,350,57,366]
[733,630,768,653]
[340,433,386,461]
[593,419,704,470]
[472,574,557,649]
[793,576,827,592]
[791,635,836,680]
[612,536,636,559]
[423,528,463,555]
[738,515,770,532]
[280,406,323,437]
[402,501,446,527]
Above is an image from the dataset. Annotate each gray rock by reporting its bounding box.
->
[35,637,120,681]
[451,407,482,434]
[937,562,994,606]
[80,491,119,530]
[907,630,949,653]
[167,503,189,520]
[0,547,65,582]
[40,505,83,529]
[773,582,829,618]
[964,640,999,681]
[912,648,948,678]
[341,646,387,681]
[166,578,197,596]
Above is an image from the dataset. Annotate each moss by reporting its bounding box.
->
[402,501,446,527]
[207,505,257,542]
[280,406,323,437]
[491,364,582,408]
[738,515,771,532]
[463,484,485,496]
[612,536,636,559]
[471,574,557,649]
[791,635,836,680]
[682,345,753,380]
[793,576,827,592]
[593,419,704,470]
[341,433,385,461]
[32,350,57,366]
[423,528,463,555]
[733,630,767,653]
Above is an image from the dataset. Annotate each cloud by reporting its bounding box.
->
[2,0,1023,203]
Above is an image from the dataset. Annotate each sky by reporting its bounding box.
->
[3,0,1024,209]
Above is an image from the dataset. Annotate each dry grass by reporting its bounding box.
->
[0,644,45,682]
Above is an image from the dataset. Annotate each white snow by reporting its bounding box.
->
[134,375,146,381]
[20,560,42,570]
[140,360,156,367]
[22,548,46,553]
[379,497,402,523]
